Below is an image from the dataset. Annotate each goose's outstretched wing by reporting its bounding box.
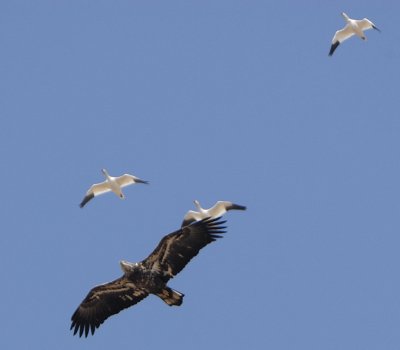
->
[115,174,149,187]
[181,210,203,227]
[356,18,380,32]
[329,25,354,56]
[79,182,110,208]
[209,201,247,216]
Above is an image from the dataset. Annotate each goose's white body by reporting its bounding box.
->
[182,200,246,227]
[80,169,148,208]
[329,12,380,56]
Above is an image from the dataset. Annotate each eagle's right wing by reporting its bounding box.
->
[70,276,149,337]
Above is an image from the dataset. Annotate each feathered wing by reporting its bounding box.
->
[182,202,246,226]
[80,182,111,208]
[116,174,149,187]
[329,41,340,56]
[181,210,203,227]
[355,19,373,31]
[80,193,94,208]
[143,217,226,280]
[209,201,247,216]
[70,276,149,337]
[226,202,247,211]
[332,25,354,44]
[329,25,354,56]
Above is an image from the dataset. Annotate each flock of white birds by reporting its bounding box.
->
[79,168,246,221]
[79,10,381,211]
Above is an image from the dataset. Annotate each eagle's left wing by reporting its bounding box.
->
[142,217,226,280]
[70,276,149,337]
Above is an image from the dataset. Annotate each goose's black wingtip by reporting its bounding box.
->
[231,203,247,211]
[136,179,149,185]
[329,41,340,56]
[372,25,381,32]
[79,193,94,208]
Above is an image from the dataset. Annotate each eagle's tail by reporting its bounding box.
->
[156,287,184,306]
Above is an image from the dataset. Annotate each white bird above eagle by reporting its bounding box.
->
[181,200,246,227]
[80,169,148,208]
[329,12,380,56]
[70,217,227,337]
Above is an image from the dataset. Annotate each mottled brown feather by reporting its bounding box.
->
[142,217,226,279]
[70,277,149,337]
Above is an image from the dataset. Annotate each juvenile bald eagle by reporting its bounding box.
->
[70,217,226,337]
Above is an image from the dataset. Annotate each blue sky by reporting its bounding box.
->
[1,1,400,349]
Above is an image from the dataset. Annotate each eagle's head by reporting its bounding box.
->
[119,260,137,273]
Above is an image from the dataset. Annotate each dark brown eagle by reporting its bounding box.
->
[70,217,226,337]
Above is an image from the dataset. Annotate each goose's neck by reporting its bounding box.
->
[194,200,204,212]
[102,169,111,180]
[341,12,350,22]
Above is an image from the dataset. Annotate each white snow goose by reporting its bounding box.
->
[181,200,246,227]
[80,169,148,208]
[329,12,380,56]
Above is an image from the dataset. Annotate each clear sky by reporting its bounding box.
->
[1,1,400,349]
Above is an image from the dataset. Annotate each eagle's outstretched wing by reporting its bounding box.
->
[70,276,149,337]
[142,217,226,280]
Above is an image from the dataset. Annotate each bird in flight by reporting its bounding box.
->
[80,169,148,208]
[329,12,380,56]
[70,217,227,337]
[181,200,246,227]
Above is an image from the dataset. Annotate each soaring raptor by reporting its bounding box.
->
[70,217,226,337]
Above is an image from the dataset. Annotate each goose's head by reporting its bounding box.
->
[101,168,108,176]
